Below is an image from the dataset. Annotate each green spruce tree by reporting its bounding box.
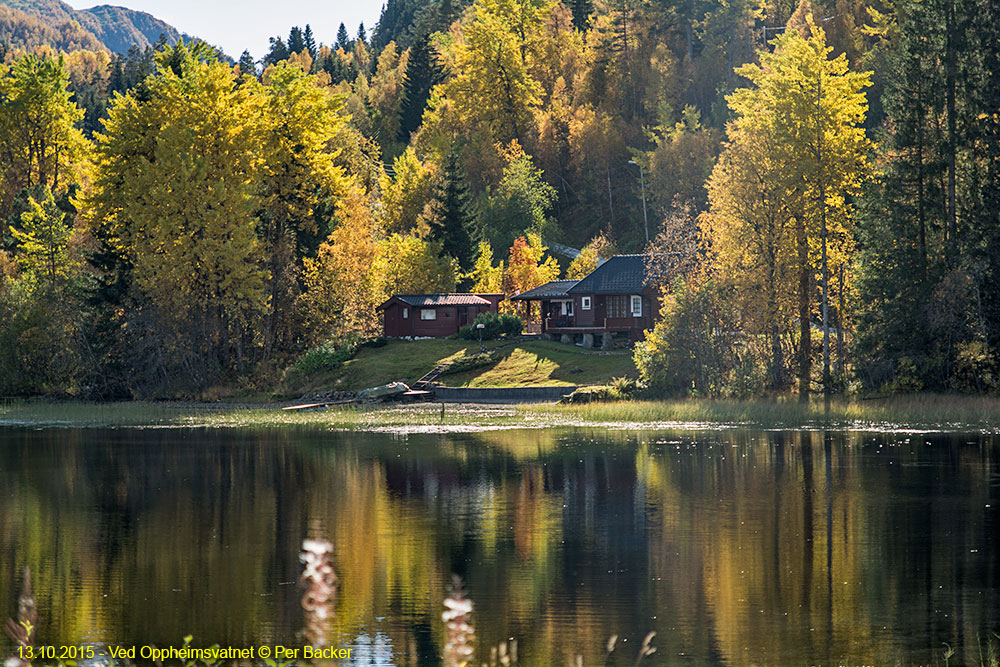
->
[303,25,317,58]
[397,34,439,141]
[571,0,594,30]
[238,50,257,77]
[336,23,351,51]
[288,26,306,55]
[428,149,477,272]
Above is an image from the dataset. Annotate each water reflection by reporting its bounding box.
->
[1,427,999,665]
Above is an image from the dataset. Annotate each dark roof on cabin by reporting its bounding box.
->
[510,279,580,301]
[380,294,492,309]
[567,255,656,295]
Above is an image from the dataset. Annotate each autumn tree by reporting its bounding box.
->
[723,20,871,395]
[467,240,504,293]
[0,53,88,239]
[566,232,615,279]
[300,187,382,341]
[11,186,73,291]
[702,122,799,387]
[381,147,440,235]
[480,143,558,256]
[438,0,552,146]
[258,62,348,352]
[83,43,269,388]
[502,233,559,317]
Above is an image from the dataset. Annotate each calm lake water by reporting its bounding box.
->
[2,425,1000,665]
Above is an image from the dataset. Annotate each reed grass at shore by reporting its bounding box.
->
[525,394,1000,431]
[3,394,1000,431]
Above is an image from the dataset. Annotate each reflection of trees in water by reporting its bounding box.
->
[641,430,1000,666]
[2,427,1000,665]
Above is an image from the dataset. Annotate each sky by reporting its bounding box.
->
[64,0,384,60]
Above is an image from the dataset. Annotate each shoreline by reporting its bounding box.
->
[3,394,1000,433]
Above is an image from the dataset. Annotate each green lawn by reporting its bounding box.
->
[441,340,636,387]
[281,338,508,394]
[281,338,636,395]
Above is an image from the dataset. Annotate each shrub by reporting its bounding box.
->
[458,312,522,341]
[438,351,499,376]
[608,375,637,399]
[952,340,996,393]
[287,338,361,376]
[634,279,769,398]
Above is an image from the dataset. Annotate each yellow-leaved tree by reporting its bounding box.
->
[704,18,871,394]
[0,54,89,232]
[258,62,348,351]
[300,186,459,343]
[440,0,553,147]
[83,42,268,388]
[502,233,559,318]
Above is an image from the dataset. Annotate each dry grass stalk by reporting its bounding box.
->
[4,568,36,667]
[595,631,656,666]
[300,538,338,649]
[484,639,517,666]
[442,575,475,667]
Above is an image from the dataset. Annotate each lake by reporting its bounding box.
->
[1,425,999,665]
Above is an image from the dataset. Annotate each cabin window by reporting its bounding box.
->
[581,296,591,310]
[631,295,643,316]
[607,295,628,318]
[561,301,573,316]
[420,309,437,320]
[403,307,409,319]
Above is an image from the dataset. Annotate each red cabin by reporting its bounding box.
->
[378,293,505,338]
[510,255,660,349]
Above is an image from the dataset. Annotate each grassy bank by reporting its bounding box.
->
[442,340,635,387]
[526,394,1000,430]
[4,394,1000,432]
[0,399,527,429]
[282,338,636,395]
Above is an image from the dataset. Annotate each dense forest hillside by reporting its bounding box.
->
[0,4,104,52]
[0,0,180,52]
[1,0,999,401]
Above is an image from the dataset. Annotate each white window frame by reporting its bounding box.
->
[581,296,592,310]
[403,307,409,319]
[420,309,437,320]
[631,295,642,316]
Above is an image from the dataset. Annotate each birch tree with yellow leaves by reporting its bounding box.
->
[86,45,268,385]
[704,19,871,394]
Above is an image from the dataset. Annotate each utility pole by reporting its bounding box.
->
[628,159,649,243]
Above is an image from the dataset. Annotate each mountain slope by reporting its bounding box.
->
[78,5,179,53]
[0,4,105,51]
[0,0,180,52]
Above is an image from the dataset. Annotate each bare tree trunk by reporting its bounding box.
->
[837,262,845,382]
[798,219,811,401]
[607,168,614,220]
[915,75,927,278]
[771,323,784,388]
[817,70,830,396]
[945,0,958,261]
